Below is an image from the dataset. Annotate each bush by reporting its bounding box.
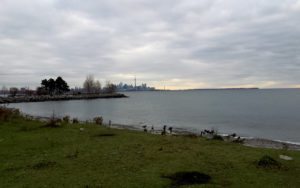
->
[0,107,20,121]
[72,118,79,124]
[62,115,70,123]
[212,135,224,141]
[44,114,61,128]
[232,137,245,144]
[93,116,103,125]
[0,107,11,121]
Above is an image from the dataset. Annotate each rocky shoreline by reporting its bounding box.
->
[119,125,300,151]
[5,108,300,151]
[0,93,127,104]
[29,114,300,151]
[243,138,300,151]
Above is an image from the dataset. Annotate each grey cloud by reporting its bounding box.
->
[0,0,300,89]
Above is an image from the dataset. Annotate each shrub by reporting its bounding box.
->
[0,107,11,121]
[0,107,20,121]
[212,135,224,141]
[72,118,79,124]
[93,116,103,125]
[232,137,245,144]
[44,114,61,128]
[62,115,70,123]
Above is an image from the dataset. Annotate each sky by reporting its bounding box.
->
[0,0,300,90]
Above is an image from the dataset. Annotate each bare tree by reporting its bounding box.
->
[104,81,117,94]
[83,75,102,94]
[83,75,95,94]
[94,80,101,94]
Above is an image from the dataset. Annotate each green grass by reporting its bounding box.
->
[0,116,300,187]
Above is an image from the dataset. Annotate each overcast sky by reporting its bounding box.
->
[1,0,300,89]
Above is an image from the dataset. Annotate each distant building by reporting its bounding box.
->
[116,82,155,92]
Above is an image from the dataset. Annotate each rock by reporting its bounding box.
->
[279,155,293,161]
[0,94,127,104]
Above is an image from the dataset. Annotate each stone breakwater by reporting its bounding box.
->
[0,93,127,104]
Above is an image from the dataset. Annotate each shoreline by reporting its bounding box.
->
[243,138,300,151]
[112,123,300,151]
[0,93,127,104]
[23,113,300,151]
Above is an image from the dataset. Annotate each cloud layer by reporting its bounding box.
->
[1,0,300,89]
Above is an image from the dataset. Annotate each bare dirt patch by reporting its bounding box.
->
[162,171,211,187]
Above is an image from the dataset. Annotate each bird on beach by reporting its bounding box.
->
[142,125,147,132]
[161,125,167,135]
[204,129,214,135]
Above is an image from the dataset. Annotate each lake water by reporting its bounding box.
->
[8,89,300,143]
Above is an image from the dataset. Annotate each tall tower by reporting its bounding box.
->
[134,75,137,91]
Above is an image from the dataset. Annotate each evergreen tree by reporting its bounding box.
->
[55,76,70,94]
[48,78,56,95]
[39,76,70,95]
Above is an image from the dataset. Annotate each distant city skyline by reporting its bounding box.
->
[1,0,300,90]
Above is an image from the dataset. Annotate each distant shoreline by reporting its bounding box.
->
[0,93,127,104]
[153,88,259,91]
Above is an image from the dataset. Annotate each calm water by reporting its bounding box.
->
[9,89,300,143]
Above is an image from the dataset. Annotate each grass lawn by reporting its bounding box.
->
[0,115,300,187]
